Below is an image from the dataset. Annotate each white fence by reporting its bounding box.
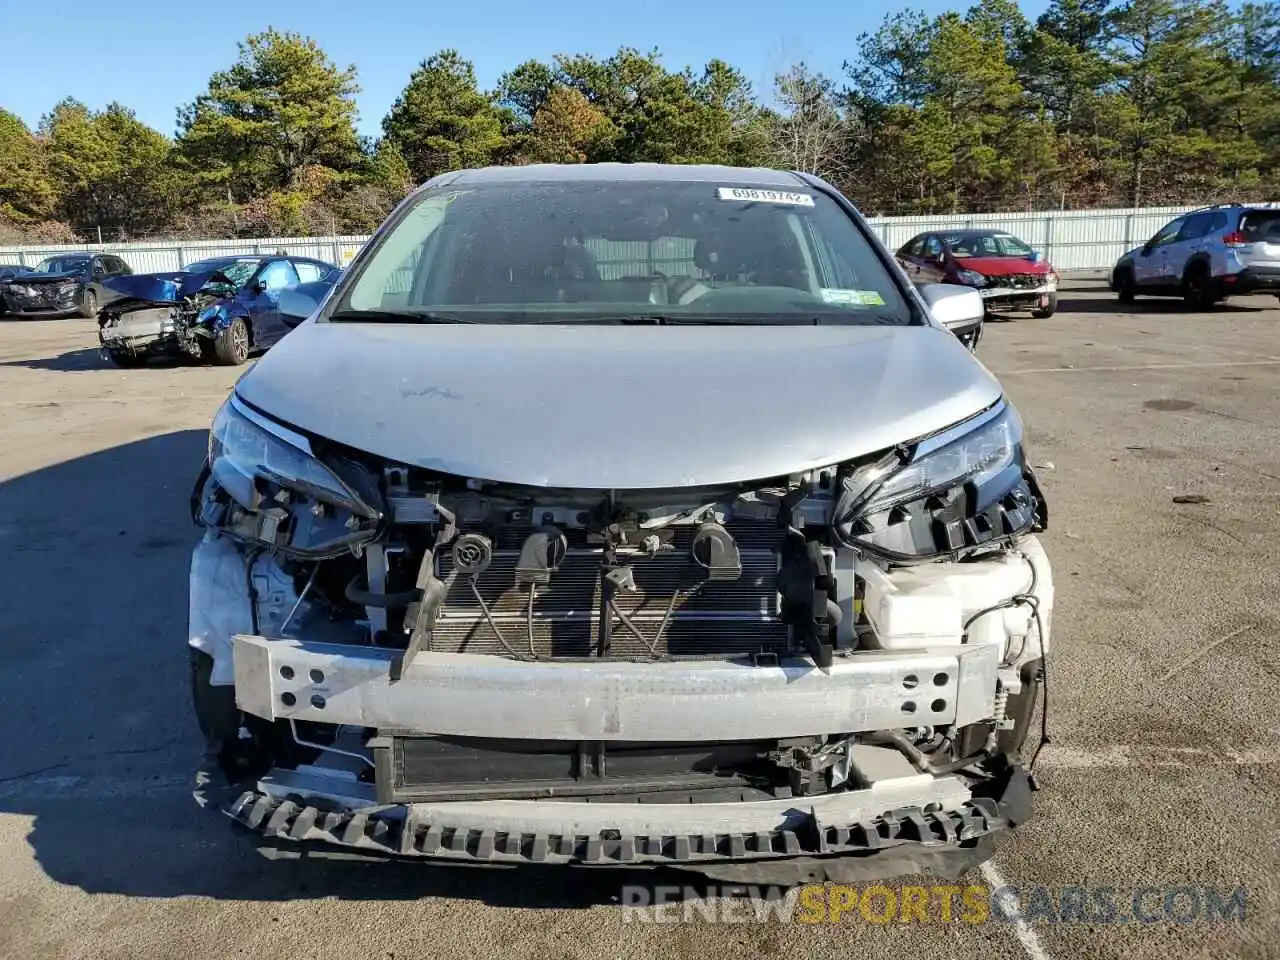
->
[0,205,1201,275]
[0,236,371,275]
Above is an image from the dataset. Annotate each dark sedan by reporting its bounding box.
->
[97,254,340,366]
[0,252,132,318]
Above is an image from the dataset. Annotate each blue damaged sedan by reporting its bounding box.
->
[97,254,339,366]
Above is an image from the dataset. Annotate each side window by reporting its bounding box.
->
[1177,213,1213,241]
[257,260,298,292]
[294,261,323,283]
[1150,218,1186,246]
[1209,212,1228,234]
[923,236,943,259]
[907,237,925,257]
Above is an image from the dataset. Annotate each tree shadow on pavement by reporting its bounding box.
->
[0,349,193,372]
[1051,296,1271,315]
[0,429,707,908]
[0,348,113,372]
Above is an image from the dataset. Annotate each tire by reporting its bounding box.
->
[189,647,240,746]
[105,348,144,368]
[80,288,98,319]
[1115,268,1136,304]
[1182,263,1217,309]
[213,317,251,365]
[1031,293,1057,319]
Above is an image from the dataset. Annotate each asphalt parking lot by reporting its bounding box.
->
[1,282,1278,960]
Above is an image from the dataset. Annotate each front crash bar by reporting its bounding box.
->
[233,635,999,742]
[226,761,1029,873]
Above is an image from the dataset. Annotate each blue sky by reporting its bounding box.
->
[2,0,1049,140]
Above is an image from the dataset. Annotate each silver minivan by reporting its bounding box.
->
[188,164,1052,884]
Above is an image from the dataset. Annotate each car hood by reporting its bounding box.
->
[12,271,84,284]
[236,321,1003,489]
[102,270,233,304]
[954,257,1050,277]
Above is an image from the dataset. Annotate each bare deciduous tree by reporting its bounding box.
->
[770,63,849,179]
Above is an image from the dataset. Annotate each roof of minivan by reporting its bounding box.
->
[441,163,809,187]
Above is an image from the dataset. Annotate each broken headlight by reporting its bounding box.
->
[209,395,379,520]
[197,304,225,325]
[201,396,384,558]
[837,402,1040,561]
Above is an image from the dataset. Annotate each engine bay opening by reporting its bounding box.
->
[192,397,1047,667]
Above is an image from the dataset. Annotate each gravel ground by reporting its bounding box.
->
[1,283,1278,960]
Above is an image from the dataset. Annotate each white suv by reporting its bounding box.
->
[1110,203,1280,307]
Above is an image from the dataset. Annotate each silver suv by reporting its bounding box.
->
[1110,203,1280,307]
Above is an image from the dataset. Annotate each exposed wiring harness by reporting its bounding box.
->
[469,577,536,661]
[280,562,321,634]
[606,581,694,660]
[244,547,263,635]
[863,730,989,776]
[959,549,1052,783]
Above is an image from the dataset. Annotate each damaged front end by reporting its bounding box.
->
[98,273,234,362]
[189,392,1052,883]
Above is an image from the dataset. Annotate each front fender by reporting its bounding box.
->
[1110,257,1133,288]
[198,301,247,333]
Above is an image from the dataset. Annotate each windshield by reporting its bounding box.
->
[334,180,913,325]
[187,258,260,289]
[34,256,89,274]
[944,233,1036,258]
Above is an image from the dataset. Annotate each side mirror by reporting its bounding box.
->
[919,282,984,332]
[277,288,321,328]
[253,280,269,295]
[1141,242,1155,256]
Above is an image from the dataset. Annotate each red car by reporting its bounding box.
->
[895,229,1059,318]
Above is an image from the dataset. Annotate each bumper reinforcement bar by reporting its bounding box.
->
[232,634,1000,742]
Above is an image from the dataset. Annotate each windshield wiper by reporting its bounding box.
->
[507,314,821,326]
[328,308,478,324]
[517,314,899,326]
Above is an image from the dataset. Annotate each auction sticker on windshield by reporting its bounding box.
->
[820,288,886,306]
[716,187,815,206]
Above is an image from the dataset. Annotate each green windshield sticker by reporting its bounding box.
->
[820,288,886,306]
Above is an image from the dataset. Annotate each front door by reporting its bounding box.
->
[248,260,300,347]
[915,235,948,283]
[1133,217,1185,288]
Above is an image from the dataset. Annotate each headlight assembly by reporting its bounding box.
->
[835,402,1044,562]
[202,396,383,557]
[956,269,987,287]
[197,304,225,324]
